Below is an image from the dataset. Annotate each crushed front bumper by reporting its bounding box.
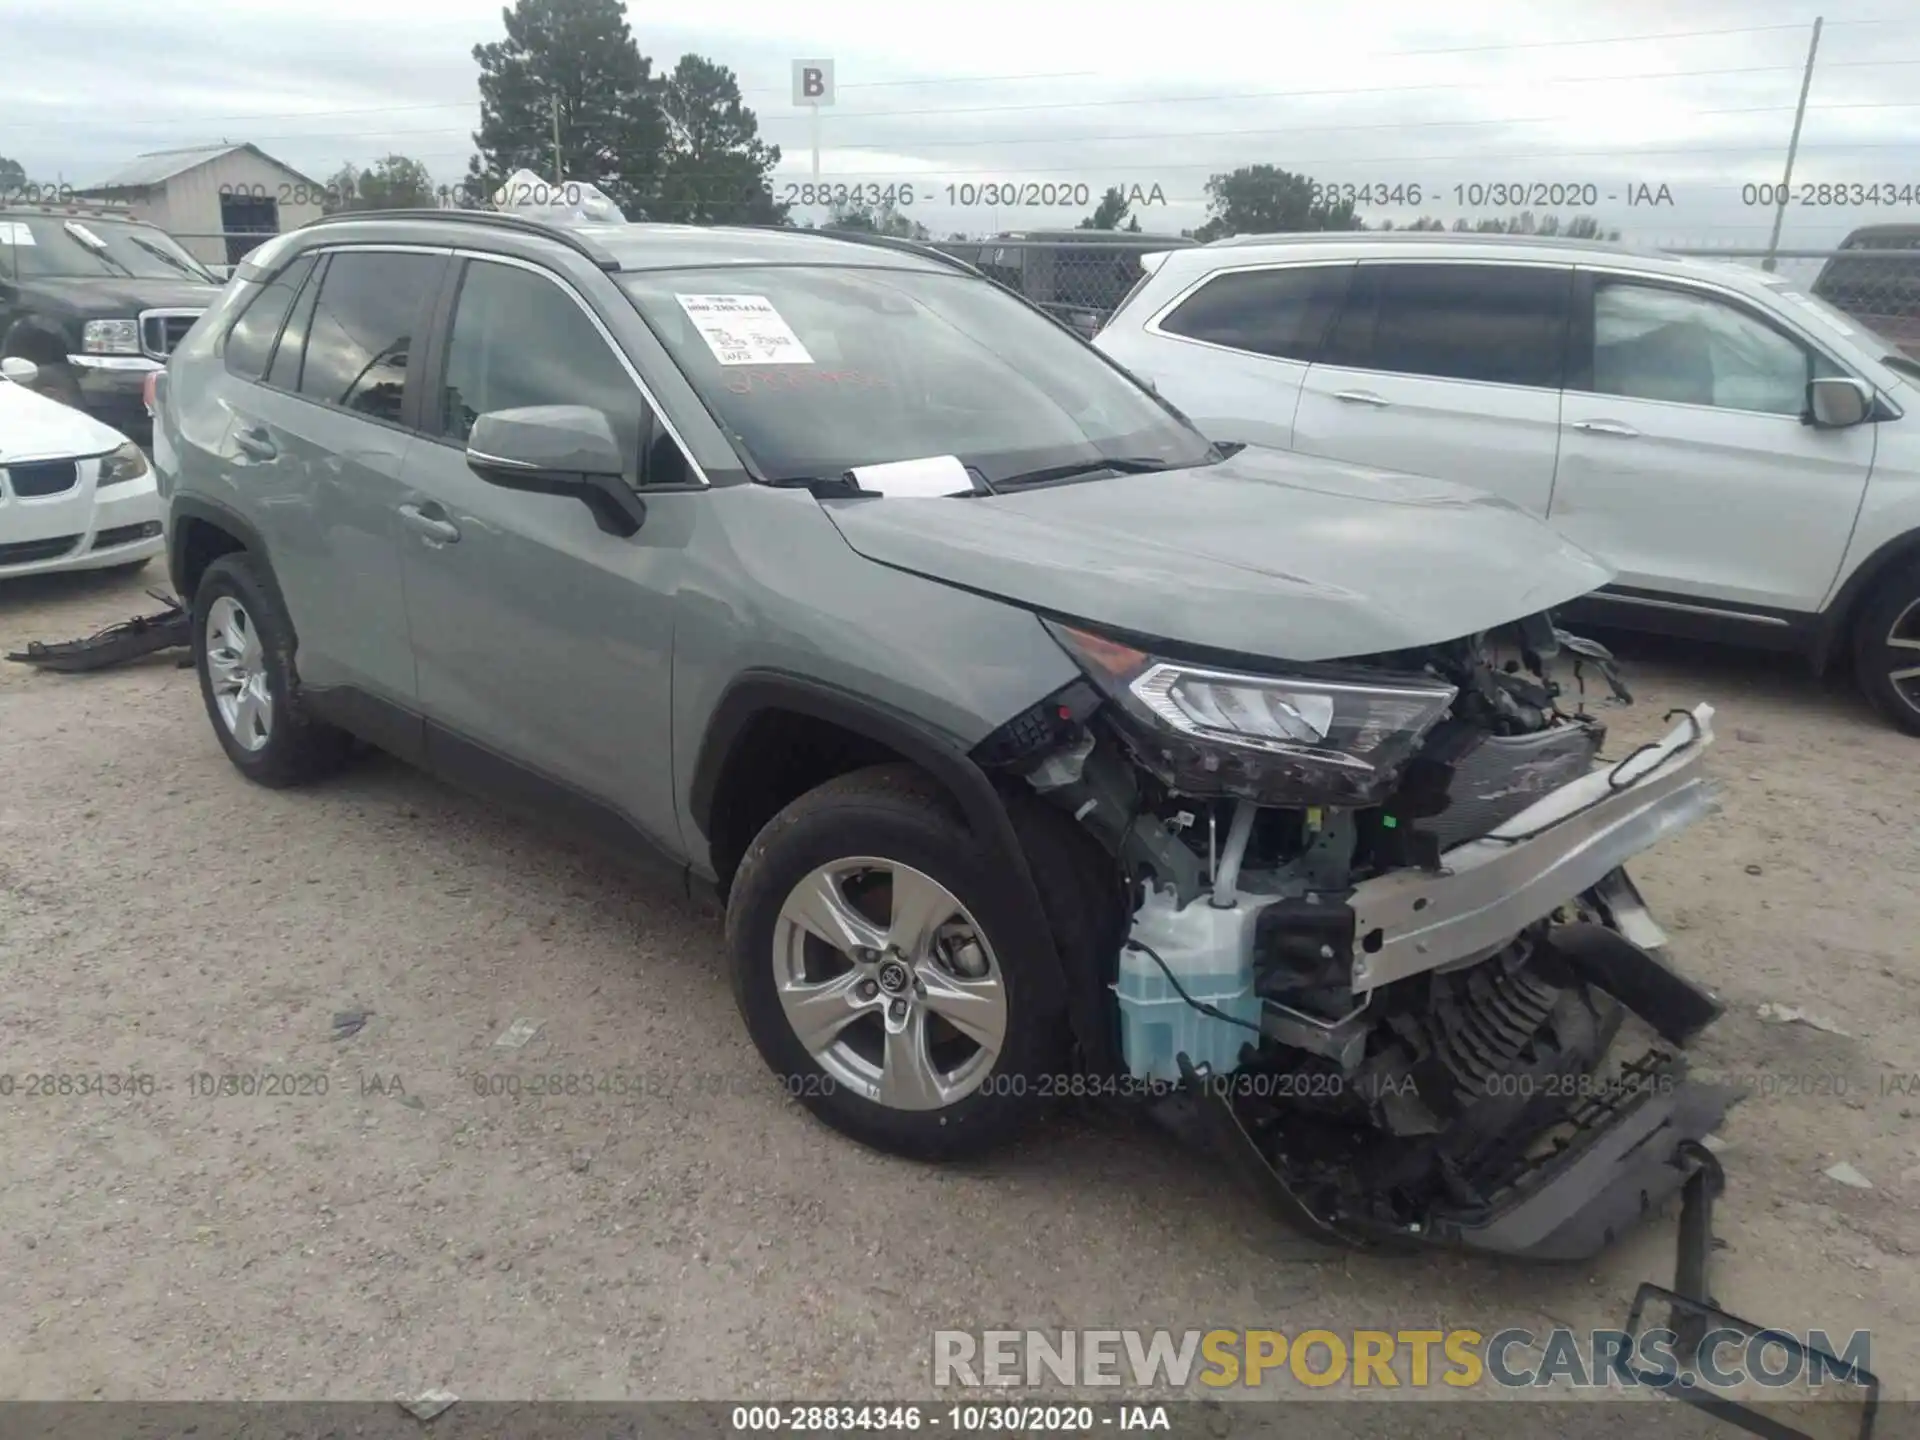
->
[1349,703,1719,991]
[1173,704,1741,1264]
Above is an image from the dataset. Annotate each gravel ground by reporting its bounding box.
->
[0,562,1915,1411]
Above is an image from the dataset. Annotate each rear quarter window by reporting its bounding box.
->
[223,255,315,380]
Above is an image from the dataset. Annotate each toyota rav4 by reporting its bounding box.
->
[153,211,1743,1276]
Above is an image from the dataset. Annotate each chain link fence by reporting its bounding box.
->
[930,235,1197,337]
[1664,240,1920,357]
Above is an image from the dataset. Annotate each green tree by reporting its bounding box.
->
[0,155,25,193]
[1192,165,1364,242]
[826,198,928,240]
[654,54,785,225]
[324,155,438,213]
[1449,211,1619,240]
[1564,213,1619,241]
[1077,186,1140,232]
[467,0,667,217]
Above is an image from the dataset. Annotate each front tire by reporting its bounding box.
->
[1853,562,1920,736]
[191,552,351,786]
[725,764,1063,1160]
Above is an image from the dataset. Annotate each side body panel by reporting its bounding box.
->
[668,484,1082,879]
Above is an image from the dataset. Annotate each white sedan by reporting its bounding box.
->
[0,356,162,579]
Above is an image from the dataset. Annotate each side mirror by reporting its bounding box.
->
[1,356,40,388]
[1807,376,1873,429]
[465,404,646,537]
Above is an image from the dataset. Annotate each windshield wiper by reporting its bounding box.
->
[127,234,212,282]
[64,221,136,278]
[994,456,1177,488]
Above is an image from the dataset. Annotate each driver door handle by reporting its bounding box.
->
[398,503,461,545]
[1571,419,1641,438]
[1333,389,1390,407]
[233,426,277,461]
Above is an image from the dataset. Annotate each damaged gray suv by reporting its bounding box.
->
[153,212,1733,1268]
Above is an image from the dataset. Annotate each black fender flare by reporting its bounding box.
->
[689,671,1110,1070]
[166,493,275,603]
[1,316,71,362]
[1813,528,1920,671]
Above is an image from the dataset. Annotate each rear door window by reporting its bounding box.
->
[1155,264,1352,361]
[1324,262,1571,388]
[295,249,440,425]
[224,254,315,380]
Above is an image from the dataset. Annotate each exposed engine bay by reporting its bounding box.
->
[981,611,1735,1262]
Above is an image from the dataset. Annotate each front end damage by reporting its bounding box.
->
[979,612,1738,1264]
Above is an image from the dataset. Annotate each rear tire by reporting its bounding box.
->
[1852,563,1920,736]
[725,764,1065,1160]
[191,552,351,787]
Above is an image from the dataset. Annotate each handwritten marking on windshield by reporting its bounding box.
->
[724,368,894,395]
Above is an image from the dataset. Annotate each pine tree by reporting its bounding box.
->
[655,55,786,225]
[467,0,668,216]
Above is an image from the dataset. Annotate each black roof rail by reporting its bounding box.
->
[297,208,623,269]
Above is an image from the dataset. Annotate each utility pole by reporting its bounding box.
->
[551,93,563,178]
[1764,16,1822,273]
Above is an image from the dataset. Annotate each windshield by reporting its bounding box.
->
[618,265,1211,486]
[2,216,216,283]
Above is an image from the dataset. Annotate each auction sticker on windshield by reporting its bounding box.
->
[675,294,814,366]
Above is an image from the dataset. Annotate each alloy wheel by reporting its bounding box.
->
[205,595,273,751]
[1888,597,1920,716]
[771,857,1008,1111]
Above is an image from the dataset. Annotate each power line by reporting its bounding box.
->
[1242,16,1905,58]
[794,59,1920,123]
[42,52,1920,151]
[6,18,1916,134]
[0,69,1101,132]
[96,85,1920,151]
[375,136,1920,177]
[794,102,1920,154]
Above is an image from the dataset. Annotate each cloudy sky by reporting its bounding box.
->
[4,0,1917,263]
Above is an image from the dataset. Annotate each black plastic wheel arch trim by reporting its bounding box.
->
[1814,530,1920,672]
[688,671,1100,1068]
[166,494,273,600]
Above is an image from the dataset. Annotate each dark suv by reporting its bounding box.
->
[0,204,223,432]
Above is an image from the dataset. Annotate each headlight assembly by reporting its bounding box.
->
[1046,620,1458,806]
[96,440,150,486]
[82,319,142,356]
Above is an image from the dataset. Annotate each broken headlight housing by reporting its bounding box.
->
[1046,621,1458,806]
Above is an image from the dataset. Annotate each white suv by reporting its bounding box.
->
[1094,232,1920,733]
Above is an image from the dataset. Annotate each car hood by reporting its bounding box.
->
[25,275,223,315]
[819,446,1616,662]
[0,378,128,462]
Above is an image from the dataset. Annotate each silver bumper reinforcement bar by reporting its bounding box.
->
[1348,703,1719,991]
